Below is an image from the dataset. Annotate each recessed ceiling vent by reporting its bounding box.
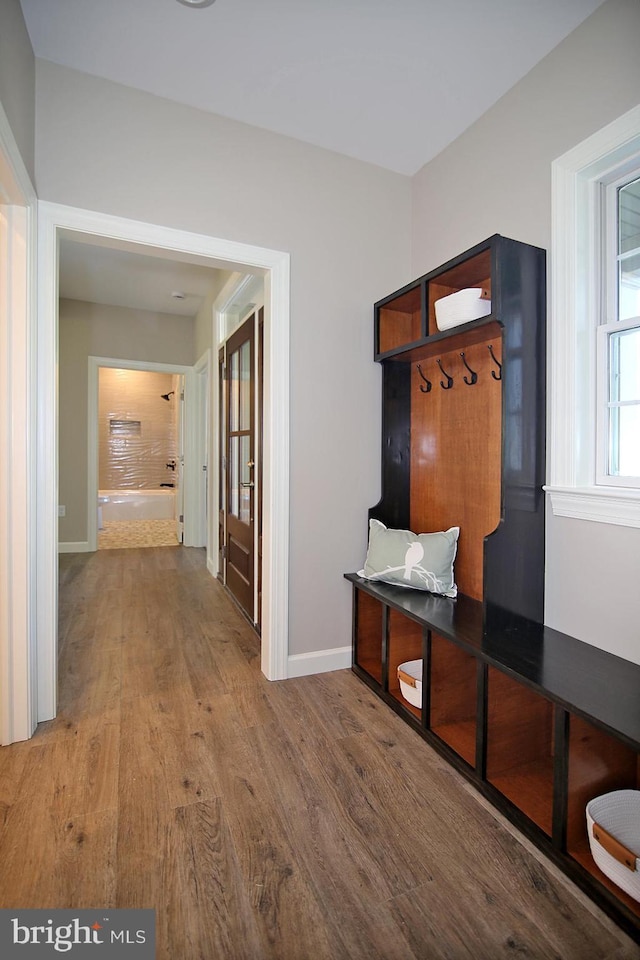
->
[176,0,216,8]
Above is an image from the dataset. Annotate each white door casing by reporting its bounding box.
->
[0,104,37,745]
[36,202,290,724]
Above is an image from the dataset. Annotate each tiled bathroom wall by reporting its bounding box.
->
[98,368,180,489]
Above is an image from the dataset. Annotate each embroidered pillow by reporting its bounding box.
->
[360,519,459,597]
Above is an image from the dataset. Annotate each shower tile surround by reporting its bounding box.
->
[98,368,180,490]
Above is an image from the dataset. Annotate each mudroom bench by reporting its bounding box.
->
[345,234,640,941]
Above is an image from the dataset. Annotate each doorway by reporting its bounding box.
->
[85,357,198,555]
[97,367,182,551]
[33,202,291,731]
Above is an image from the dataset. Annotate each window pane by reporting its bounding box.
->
[609,403,640,477]
[239,435,251,523]
[619,177,640,256]
[229,435,239,516]
[608,326,640,478]
[610,327,640,403]
[229,350,239,431]
[239,340,251,430]
[618,177,640,322]
[619,251,640,322]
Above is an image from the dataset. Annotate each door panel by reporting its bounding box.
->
[257,308,264,632]
[224,316,255,618]
[175,375,184,544]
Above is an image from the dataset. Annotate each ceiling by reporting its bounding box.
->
[58,236,232,318]
[23,0,606,315]
[20,0,605,177]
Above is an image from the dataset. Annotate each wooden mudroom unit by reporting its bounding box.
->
[345,235,640,941]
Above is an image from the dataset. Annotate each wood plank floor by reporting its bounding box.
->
[0,546,638,959]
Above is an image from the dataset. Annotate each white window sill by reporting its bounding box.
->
[544,485,640,528]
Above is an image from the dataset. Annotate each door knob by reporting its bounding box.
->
[240,481,255,488]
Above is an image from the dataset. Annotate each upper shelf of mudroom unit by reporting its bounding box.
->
[375,314,502,364]
[374,241,496,362]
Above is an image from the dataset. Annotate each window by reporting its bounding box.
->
[547,104,640,527]
[596,172,640,487]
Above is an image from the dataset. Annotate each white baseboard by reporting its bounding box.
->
[58,541,91,553]
[207,556,216,577]
[287,645,352,678]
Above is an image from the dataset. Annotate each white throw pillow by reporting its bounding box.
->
[360,519,459,598]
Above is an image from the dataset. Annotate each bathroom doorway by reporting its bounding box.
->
[97,367,183,550]
[85,357,199,554]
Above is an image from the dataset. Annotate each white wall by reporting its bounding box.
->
[411,0,640,663]
[0,0,35,182]
[37,62,412,658]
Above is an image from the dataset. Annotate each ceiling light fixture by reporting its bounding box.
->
[176,0,216,8]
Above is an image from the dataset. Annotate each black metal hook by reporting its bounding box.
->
[416,363,432,393]
[436,358,454,390]
[487,344,502,381]
[459,351,478,386]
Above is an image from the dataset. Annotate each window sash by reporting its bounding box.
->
[597,318,640,486]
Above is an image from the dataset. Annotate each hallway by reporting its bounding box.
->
[0,547,636,959]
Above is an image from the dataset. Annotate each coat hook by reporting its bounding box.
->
[459,351,478,386]
[436,358,454,390]
[487,344,502,381]
[416,363,432,393]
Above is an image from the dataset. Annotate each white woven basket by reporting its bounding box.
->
[397,659,422,709]
[434,287,491,331]
[586,789,640,902]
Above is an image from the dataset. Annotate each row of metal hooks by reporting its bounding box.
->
[416,344,502,393]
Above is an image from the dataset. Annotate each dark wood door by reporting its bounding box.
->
[224,316,255,618]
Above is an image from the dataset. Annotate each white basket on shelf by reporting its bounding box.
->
[434,287,491,331]
[397,659,422,708]
[586,789,640,902]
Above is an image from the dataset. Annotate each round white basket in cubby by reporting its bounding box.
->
[586,789,640,902]
[397,660,422,708]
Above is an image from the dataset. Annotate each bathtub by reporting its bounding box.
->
[99,489,176,522]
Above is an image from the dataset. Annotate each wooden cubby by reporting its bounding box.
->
[346,234,640,941]
[486,668,555,836]
[427,248,492,337]
[566,715,640,918]
[354,587,383,684]
[376,283,423,356]
[388,609,423,720]
[430,632,476,767]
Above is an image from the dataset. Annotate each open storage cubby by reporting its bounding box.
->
[376,283,423,356]
[354,587,383,684]
[486,668,555,836]
[346,234,640,941]
[388,610,423,720]
[566,715,640,918]
[427,247,492,337]
[430,631,476,767]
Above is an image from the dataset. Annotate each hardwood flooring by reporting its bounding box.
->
[0,546,638,959]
